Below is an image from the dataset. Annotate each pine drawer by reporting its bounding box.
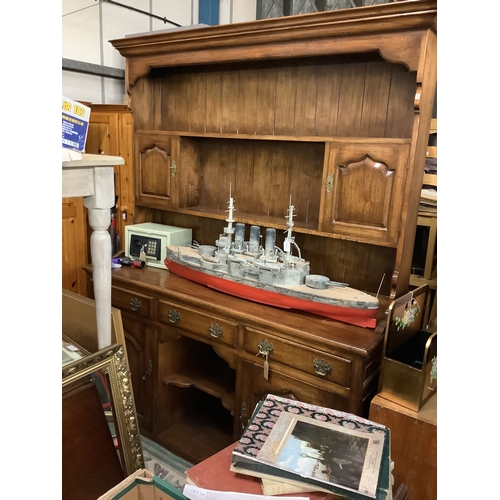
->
[243,327,352,389]
[111,285,155,319]
[158,299,237,347]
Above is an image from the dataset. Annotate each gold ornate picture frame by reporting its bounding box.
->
[62,338,144,475]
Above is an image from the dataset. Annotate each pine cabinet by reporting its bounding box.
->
[108,1,437,464]
[85,104,135,249]
[62,105,134,298]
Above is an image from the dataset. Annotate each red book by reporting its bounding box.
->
[185,442,336,499]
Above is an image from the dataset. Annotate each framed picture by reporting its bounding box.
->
[62,289,128,358]
[62,338,144,476]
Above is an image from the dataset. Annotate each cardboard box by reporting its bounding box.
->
[98,469,187,500]
[377,284,437,412]
[62,96,90,152]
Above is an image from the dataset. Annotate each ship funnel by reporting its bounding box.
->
[264,228,276,259]
[234,223,246,252]
[248,225,261,254]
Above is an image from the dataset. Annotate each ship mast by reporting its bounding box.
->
[223,184,236,249]
[284,196,295,265]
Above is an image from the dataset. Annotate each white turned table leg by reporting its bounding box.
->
[87,208,112,349]
[63,156,121,350]
[83,165,115,349]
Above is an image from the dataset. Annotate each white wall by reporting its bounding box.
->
[62,0,257,104]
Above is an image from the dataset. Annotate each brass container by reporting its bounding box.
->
[378,285,437,412]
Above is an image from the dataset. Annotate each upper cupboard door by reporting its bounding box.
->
[135,131,180,210]
[321,140,410,245]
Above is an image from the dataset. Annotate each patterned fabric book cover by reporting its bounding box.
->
[232,394,391,500]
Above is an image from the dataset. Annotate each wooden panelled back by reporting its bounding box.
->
[181,136,324,227]
[132,55,415,139]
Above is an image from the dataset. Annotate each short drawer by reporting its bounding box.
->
[244,327,352,389]
[158,299,237,347]
[111,285,155,319]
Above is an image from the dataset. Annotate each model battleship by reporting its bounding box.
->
[165,195,379,328]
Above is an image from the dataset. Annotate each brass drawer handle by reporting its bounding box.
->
[257,339,274,356]
[313,358,332,376]
[168,309,181,323]
[209,323,223,338]
[142,360,153,380]
[130,298,142,311]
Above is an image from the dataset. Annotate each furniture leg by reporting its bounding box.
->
[87,207,112,348]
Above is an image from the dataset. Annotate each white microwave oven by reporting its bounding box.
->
[124,223,192,268]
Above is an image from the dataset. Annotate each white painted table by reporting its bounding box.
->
[62,153,124,349]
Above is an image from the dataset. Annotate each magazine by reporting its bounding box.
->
[231,395,391,500]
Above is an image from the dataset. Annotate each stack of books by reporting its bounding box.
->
[420,158,437,214]
[420,187,437,213]
[186,394,394,500]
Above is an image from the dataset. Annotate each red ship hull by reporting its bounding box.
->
[165,258,378,328]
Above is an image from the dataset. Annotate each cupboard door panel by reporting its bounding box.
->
[321,141,410,244]
[62,197,88,296]
[86,113,118,156]
[135,131,179,209]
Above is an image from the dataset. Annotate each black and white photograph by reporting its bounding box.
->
[276,419,369,490]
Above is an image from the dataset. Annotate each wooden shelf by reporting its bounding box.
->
[141,130,413,144]
[163,373,235,414]
[409,274,436,290]
[429,118,437,135]
[422,173,437,185]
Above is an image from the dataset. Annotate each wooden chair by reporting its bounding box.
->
[410,118,437,327]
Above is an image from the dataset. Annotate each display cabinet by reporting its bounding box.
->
[107,1,437,464]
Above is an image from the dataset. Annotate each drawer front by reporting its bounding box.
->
[111,285,154,319]
[238,360,351,430]
[244,327,352,389]
[158,299,236,347]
